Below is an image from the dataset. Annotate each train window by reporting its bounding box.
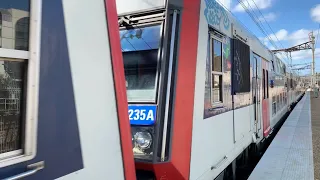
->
[212,74,222,102]
[120,24,161,102]
[266,70,269,98]
[271,60,275,71]
[276,95,280,111]
[272,96,276,115]
[263,69,265,99]
[210,38,223,104]
[284,92,286,104]
[0,0,41,167]
[212,39,222,72]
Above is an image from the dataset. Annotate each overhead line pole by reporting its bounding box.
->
[311,32,316,86]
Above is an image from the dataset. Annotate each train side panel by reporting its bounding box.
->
[58,0,134,179]
[0,0,135,179]
[190,1,254,179]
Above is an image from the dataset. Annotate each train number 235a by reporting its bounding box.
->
[128,109,154,121]
[128,105,157,125]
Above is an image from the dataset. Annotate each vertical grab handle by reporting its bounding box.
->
[3,161,44,180]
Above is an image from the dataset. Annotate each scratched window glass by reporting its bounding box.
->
[212,74,222,103]
[212,39,222,72]
[0,59,26,153]
[0,0,30,50]
[120,24,161,102]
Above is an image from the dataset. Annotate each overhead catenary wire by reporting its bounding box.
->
[215,0,271,49]
[249,0,285,49]
[215,0,289,66]
[237,0,290,64]
[248,0,291,64]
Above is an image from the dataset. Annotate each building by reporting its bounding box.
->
[0,8,29,50]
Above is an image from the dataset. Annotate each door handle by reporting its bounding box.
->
[211,156,228,170]
[3,161,44,180]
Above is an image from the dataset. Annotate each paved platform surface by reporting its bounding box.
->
[248,92,314,180]
[311,93,320,180]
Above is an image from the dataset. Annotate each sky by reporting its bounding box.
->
[217,0,320,75]
[0,0,29,11]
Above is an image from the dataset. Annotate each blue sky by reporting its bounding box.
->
[218,0,320,75]
[0,0,29,11]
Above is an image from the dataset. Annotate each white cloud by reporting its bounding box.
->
[261,29,288,47]
[261,29,320,63]
[287,29,312,45]
[258,12,277,22]
[262,28,319,46]
[311,4,320,23]
[287,30,320,61]
[271,29,288,41]
[290,48,320,60]
[233,0,273,12]
[217,0,231,10]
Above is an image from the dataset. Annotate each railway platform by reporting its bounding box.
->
[248,92,317,180]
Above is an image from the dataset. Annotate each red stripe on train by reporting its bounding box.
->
[104,1,137,179]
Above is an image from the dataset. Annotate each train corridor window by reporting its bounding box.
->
[276,95,280,111]
[120,24,161,102]
[271,60,275,71]
[266,70,269,98]
[211,38,223,104]
[0,0,41,167]
[272,96,276,115]
[263,69,266,99]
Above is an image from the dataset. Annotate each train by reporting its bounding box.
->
[0,0,136,179]
[0,0,304,179]
[117,0,304,179]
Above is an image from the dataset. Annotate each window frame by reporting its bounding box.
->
[119,22,164,104]
[209,34,224,105]
[0,0,41,168]
[263,69,265,99]
[272,95,276,115]
[266,70,269,98]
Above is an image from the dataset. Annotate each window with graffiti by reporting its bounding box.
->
[203,32,232,119]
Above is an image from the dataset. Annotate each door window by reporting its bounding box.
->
[0,0,41,167]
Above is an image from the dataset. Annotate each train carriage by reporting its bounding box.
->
[117,0,304,179]
[0,0,304,179]
[0,0,136,179]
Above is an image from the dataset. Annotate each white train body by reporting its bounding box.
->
[116,0,304,179]
[0,0,303,179]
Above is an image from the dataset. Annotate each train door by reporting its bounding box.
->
[253,54,262,137]
[262,59,271,137]
[0,0,136,179]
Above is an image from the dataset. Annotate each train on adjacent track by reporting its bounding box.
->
[117,0,304,179]
[0,0,304,179]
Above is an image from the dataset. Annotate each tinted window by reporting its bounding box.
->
[120,24,161,102]
[0,0,29,155]
[212,39,222,72]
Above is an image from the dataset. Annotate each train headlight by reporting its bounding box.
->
[133,131,152,149]
[131,127,154,161]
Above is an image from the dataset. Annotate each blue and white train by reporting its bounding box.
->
[0,0,304,179]
[0,0,135,179]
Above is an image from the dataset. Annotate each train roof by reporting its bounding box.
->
[209,0,290,73]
